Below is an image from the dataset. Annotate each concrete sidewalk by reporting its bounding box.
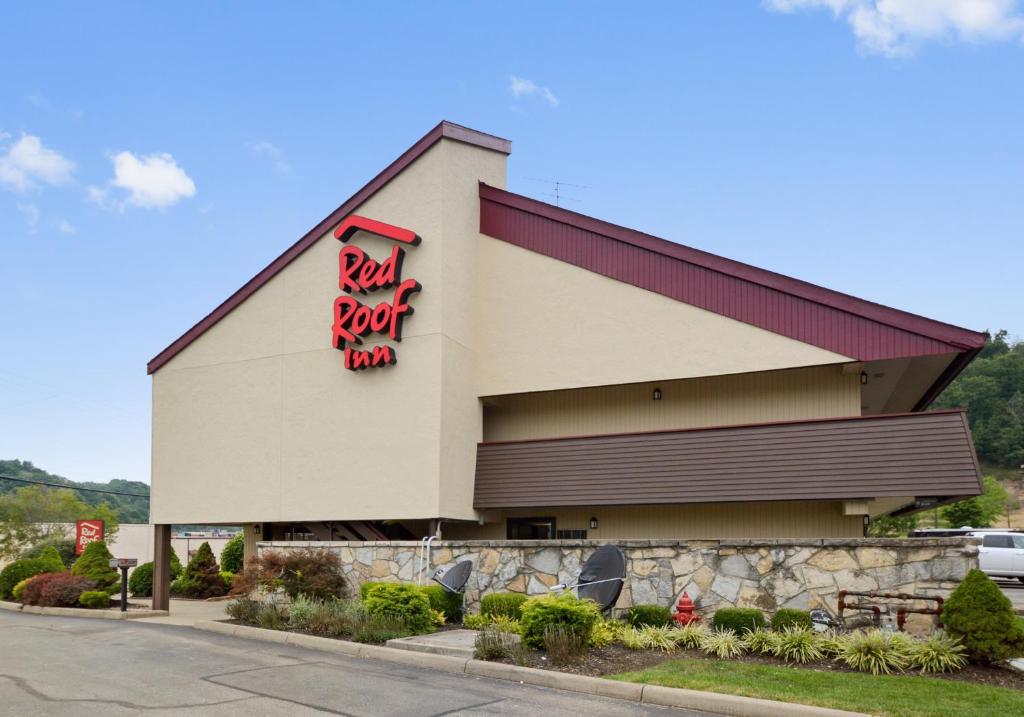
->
[133,598,229,626]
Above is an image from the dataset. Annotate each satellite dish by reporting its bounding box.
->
[432,559,472,594]
[576,545,626,611]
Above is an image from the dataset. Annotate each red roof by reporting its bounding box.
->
[479,183,986,363]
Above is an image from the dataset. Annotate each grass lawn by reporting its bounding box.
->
[609,658,1024,717]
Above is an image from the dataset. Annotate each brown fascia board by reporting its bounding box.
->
[479,183,988,353]
[146,121,511,375]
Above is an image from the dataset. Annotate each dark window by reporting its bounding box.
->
[983,534,1014,548]
[507,517,556,540]
[556,529,588,540]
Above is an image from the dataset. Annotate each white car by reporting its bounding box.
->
[970,531,1024,583]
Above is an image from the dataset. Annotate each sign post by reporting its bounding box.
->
[108,558,138,612]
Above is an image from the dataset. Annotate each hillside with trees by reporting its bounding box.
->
[0,459,149,523]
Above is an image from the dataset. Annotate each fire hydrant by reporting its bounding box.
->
[673,592,700,626]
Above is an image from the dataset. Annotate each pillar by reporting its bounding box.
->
[152,524,172,611]
[243,523,260,568]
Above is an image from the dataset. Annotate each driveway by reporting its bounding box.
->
[0,610,707,716]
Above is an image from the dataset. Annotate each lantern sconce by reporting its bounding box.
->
[860,371,868,385]
[652,388,662,401]
[589,516,599,530]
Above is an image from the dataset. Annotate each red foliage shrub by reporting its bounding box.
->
[21,572,96,607]
[231,549,350,600]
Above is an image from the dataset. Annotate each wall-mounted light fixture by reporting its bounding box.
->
[652,388,662,401]
[860,371,868,385]
[589,516,599,530]
[253,524,261,534]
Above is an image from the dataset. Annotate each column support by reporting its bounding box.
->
[152,524,172,611]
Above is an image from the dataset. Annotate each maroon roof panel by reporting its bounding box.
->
[474,410,982,508]
[479,184,986,363]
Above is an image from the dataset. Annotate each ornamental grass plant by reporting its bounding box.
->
[701,628,747,659]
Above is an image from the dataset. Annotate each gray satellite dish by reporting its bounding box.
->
[576,545,626,611]
[432,559,472,594]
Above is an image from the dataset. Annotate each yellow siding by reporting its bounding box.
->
[443,502,864,540]
[483,365,860,442]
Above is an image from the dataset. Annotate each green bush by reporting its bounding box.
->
[21,538,77,569]
[359,581,387,600]
[838,629,910,674]
[79,590,111,609]
[127,550,183,598]
[421,584,463,622]
[627,604,672,627]
[943,568,1024,664]
[701,628,747,658]
[170,575,189,595]
[37,545,66,571]
[712,607,766,634]
[1,558,51,599]
[71,541,118,590]
[362,583,436,634]
[481,592,528,620]
[351,613,411,643]
[771,608,813,631]
[908,633,968,673]
[519,592,602,649]
[463,612,488,629]
[180,542,229,599]
[475,625,514,660]
[773,626,823,663]
[220,533,244,574]
[11,577,33,601]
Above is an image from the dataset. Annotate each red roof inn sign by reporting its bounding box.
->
[331,216,422,371]
[75,519,104,555]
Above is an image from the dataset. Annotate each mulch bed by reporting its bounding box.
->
[499,644,1024,690]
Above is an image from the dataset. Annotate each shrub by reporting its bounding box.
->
[22,572,96,607]
[1,558,51,599]
[288,593,319,629]
[233,549,349,601]
[839,629,910,675]
[744,627,782,656]
[129,550,185,597]
[362,583,435,634]
[306,599,364,636]
[673,622,709,649]
[351,613,410,643]
[226,597,262,624]
[481,592,528,620]
[943,568,1024,664]
[255,601,288,630]
[589,619,624,648]
[627,604,672,628]
[180,542,229,599]
[170,576,189,595]
[421,584,463,622]
[544,625,588,664]
[79,590,111,609]
[771,608,812,631]
[701,628,747,659]
[71,541,118,590]
[21,538,77,568]
[712,608,765,634]
[37,545,66,572]
[634,624,678,652]
[490,614,522,634]
[620,626,646,650]
[908,633,968,674]
[359,581,387,600]
[773,626,823,663]
[519,592,602,649]
[475,625,514,660]
[11,578,33,601]
[816,630,848,658]
[463,612,488,630]
[220,533,245,574]
[220,572,234,591]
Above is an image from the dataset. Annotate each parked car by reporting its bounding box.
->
[969,531,1024,583]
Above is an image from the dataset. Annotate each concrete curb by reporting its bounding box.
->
[192,621,868,717]
[1,599,167,620]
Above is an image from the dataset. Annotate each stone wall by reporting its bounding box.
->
[258,538,976,621]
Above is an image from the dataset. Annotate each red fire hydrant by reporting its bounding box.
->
[673,592,700,626]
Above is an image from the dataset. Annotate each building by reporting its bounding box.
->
[146,121,984,605]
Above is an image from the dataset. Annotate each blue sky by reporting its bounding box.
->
[2,2,1022,486]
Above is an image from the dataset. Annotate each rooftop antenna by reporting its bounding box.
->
[524,178,590,207]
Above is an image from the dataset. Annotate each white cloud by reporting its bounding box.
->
[249,140,290,173]
[509,75,559,107]
[90,151,196,210]
[55,218,76,234]
[765,0,1024,56]
[16,202,39,232]
[0,134,75,191]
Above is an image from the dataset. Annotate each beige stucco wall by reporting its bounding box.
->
[441,502,865,540]
[483,364,861,442]
[473,236,854,397]
[152,138,506,524]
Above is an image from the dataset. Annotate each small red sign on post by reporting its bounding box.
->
[75,519,105,555]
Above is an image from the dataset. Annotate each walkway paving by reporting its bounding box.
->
[132,598,228,626]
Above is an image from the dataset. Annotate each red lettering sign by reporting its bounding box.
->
[331,215,422,370]
[75,519,105,555]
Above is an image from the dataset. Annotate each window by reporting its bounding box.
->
[507,517,556,540]
[556,529,588,540]
[1013,535,1024,549]
[983,534,1014,548]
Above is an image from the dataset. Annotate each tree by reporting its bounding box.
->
[71,540,119,590]
[181,541,228,599]
[220,533,244,574]
[0,459,149,523]
[868,514,918,537]
[0,485,119,560]
[941,476,1009,528]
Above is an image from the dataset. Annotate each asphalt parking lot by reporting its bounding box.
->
[0,610,708,717]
